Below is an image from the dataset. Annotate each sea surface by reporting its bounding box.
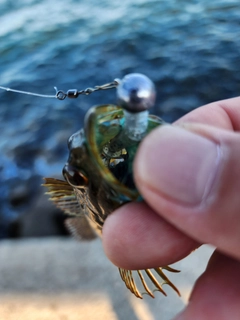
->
[0,0,240,237]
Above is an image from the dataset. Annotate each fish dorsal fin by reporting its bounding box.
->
[119,267,180,299]
[43,177,82,216]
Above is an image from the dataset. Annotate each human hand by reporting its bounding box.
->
[102,97,240,319]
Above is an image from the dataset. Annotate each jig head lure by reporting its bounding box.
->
[1,74,180,298]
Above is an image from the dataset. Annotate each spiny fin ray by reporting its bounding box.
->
[65,217,97,240]
[43,177,82,216]
[119,267,181,299]
[43,177,97,240]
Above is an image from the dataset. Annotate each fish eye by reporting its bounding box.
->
[63,164,88,187]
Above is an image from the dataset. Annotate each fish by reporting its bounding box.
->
[43,74,181,299]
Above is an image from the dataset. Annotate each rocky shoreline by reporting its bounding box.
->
[1,0,240,237]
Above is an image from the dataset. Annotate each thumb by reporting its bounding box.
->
[134,124,240,261]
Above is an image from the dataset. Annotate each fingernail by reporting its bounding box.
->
[135,125,220,205]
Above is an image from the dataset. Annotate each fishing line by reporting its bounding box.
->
[0,86,56,98]
[0,79,120,100]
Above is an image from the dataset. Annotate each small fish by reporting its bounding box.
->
[43,74,181,299]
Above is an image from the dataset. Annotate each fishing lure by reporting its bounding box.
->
[1,74,180,298]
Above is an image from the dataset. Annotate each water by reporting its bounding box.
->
[0,0,240,237]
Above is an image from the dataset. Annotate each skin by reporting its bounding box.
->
[102,97,240,319]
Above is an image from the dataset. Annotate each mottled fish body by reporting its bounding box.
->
[44,74,181,298]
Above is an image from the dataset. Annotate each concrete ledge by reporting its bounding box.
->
[0,238,214,320]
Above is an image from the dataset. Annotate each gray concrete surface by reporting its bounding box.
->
[0,238,214,320]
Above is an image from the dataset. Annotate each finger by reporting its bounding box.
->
[103,97,240,268]
[175,96,240,130]
[174,251,240,320]
[134,119,240,260]
[103,99,239,268]
[102,202,199,270]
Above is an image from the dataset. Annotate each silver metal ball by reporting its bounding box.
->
[117,73,156,113]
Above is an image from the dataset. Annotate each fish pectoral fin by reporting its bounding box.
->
[119,267,181,299]
[43,178,97,241]
[42,177,83,217]
[65,217,97,240]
